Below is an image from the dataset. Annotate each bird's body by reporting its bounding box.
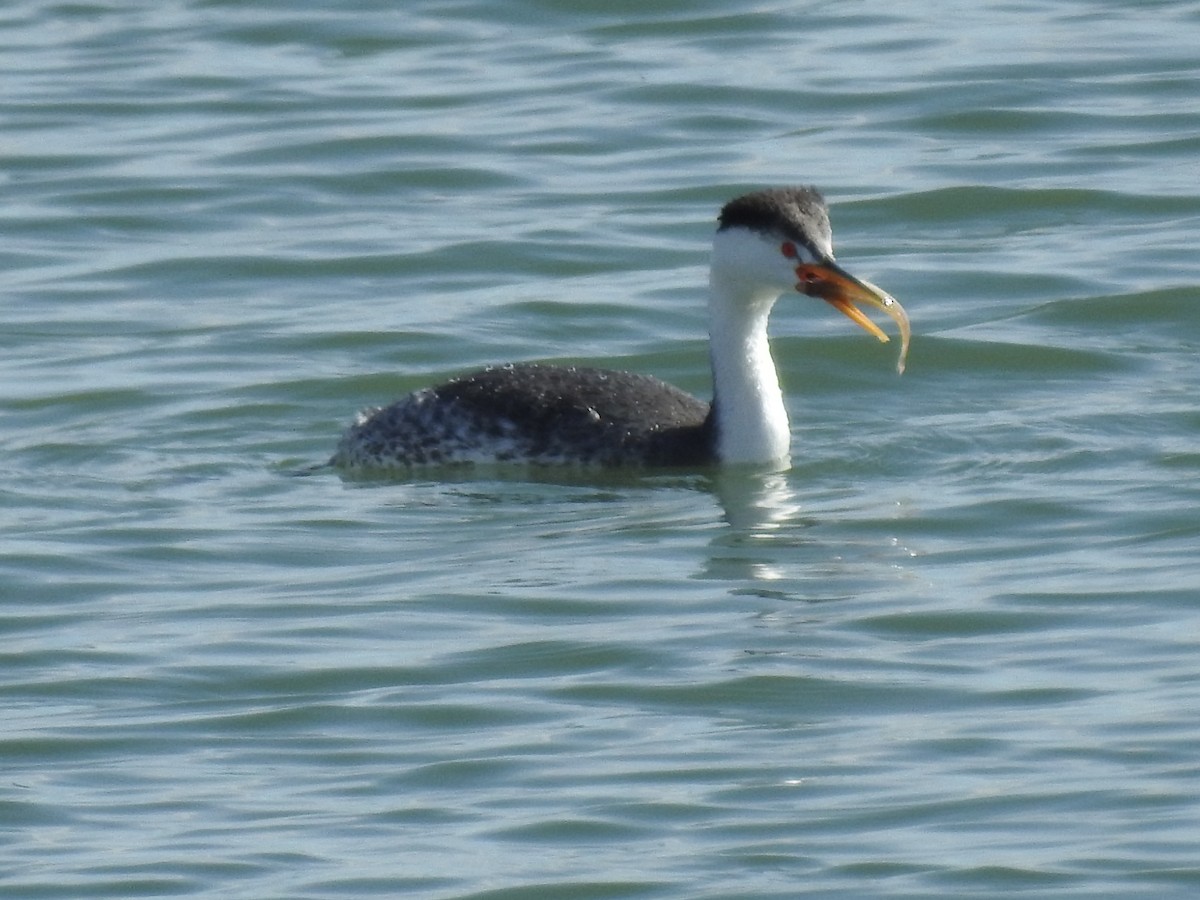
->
[332,187,909,472]
[337,363,714,468]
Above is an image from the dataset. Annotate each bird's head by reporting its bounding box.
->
[712,187,910,373]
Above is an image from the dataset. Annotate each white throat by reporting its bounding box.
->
[707,245,791,465]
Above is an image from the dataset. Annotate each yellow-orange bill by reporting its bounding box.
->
[826,295,890,343]
[797,264,911,374]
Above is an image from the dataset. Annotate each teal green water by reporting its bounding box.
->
[4,1,1200,897]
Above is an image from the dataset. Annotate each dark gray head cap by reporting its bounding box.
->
[717,187,832,256]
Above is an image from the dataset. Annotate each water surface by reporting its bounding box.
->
[3,1,1200,897]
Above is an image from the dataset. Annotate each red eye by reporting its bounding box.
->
[780,241,797,259]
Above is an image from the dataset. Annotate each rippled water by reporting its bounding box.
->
[4,1,1200,897]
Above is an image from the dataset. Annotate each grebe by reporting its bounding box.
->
[332,187,910,470]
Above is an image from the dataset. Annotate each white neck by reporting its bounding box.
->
[707,265,791,466]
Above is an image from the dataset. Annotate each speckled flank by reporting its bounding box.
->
[332,364,715,469]
[332,388,528,467]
